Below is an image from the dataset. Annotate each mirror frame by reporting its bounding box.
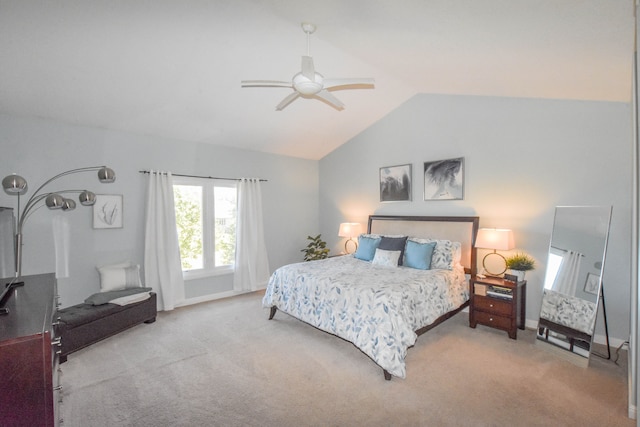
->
[535,205,612,367]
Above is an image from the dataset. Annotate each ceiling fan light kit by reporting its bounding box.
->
[241,22,374,111]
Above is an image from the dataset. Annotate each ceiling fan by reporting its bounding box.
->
[241,23,375,111]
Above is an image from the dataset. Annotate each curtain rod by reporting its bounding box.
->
[138,170,267,182]
[551,245,585,256]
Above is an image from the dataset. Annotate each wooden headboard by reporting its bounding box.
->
[368,215,479,275]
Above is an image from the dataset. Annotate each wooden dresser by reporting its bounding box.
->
[0,273,62,426]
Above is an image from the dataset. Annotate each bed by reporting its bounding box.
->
[262,215,479,380]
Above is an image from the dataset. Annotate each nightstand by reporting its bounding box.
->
[469,276,526,339]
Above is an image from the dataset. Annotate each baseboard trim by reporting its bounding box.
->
[176,287,267,308]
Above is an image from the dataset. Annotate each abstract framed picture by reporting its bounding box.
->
[93,194,123,229]
[584,272,600,295]
[379,164,412,202]
[423,157,464,201]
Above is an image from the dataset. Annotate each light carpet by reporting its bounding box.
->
[60,291,632,426]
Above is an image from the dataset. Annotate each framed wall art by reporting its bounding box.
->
[93,194,123,229]
[424,157,464,200]
[583,272,600,295]
[379,164,412,202]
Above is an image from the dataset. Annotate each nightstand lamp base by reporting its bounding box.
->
[482,250,508,276]
[344,238,357,254]
[338,222,362,255]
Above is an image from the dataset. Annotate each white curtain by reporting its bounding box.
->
[233,178,270,292]
[52,215,70,279]
[0,209,15,278]
[144,171,185,311]
[552,250,582,296]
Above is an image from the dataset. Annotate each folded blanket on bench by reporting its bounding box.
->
[84,287,153,305]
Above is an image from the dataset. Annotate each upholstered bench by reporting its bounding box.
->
[57,291,157,363]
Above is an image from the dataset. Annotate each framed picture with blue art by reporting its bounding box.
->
[379,164,412,202]
[93,194,123,229]
[424,157,464,200]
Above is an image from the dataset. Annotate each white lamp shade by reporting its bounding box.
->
[475,228,515,251]
[338,222,362,238]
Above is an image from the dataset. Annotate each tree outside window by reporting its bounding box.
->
[173,179,236,277]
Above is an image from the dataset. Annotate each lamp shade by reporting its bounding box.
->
[45,194,65,209]
[475,228,515,251]
[62,198,77,211]
[98,167,116,183]
[338,222,362,238]
[79,191,97,206]
[2,174,28,195]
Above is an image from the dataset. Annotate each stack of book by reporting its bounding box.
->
[486,285,513,300]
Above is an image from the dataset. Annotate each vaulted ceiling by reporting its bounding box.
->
[0,1,634,160]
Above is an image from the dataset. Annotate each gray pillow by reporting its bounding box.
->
[378,236,408,265]
[85,287,152,305]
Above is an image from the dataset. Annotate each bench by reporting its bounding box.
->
[57,292,157,363]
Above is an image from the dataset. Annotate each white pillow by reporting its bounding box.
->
[371,249,401,268]
[97,262,142,292]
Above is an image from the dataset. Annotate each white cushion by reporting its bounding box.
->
[97,262,142,292]
[371,249,401,268]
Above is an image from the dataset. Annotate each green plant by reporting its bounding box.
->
[505,253,535,271]
[301,234,330,261]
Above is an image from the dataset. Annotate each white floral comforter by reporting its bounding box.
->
[539,289,597,335]
[262,255,468,378]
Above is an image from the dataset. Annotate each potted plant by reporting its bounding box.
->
[301,234,330,261]
[505,252,535,280]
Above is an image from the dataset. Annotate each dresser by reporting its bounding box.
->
[0,273,62,426]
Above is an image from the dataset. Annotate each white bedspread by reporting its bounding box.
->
[262,255,468,378]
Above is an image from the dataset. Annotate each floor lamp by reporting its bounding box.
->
[2,166,116,278]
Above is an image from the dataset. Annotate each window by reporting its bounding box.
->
[173,177,237,279]
[544,248,564,290]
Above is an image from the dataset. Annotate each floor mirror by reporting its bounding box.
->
[535,206,612,367]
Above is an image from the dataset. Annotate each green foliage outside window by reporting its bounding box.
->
[215,217,236,266]
[214,186,236,266]
[174,186,203,270]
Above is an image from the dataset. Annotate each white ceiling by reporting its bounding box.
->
[0,0,635,160]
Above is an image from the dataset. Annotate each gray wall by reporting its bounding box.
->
[319,93,632,344]
[0,113,318,307]
[0,93,633,345]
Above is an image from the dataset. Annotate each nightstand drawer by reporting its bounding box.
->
[474,296,512,316]
[474,311,511,330]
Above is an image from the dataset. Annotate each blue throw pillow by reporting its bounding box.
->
[378,236,408,265]
[404,240,437,270]
[354,236,381,261]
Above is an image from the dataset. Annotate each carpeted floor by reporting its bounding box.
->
[60,291,633,426]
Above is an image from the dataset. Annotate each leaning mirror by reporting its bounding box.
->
[536,206,612,367]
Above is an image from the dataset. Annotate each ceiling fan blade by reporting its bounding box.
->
[323,78,375,90]
[241,80,292,88]
[301,56,315,80]
[315,90,345,110]
[275,92,301,111]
